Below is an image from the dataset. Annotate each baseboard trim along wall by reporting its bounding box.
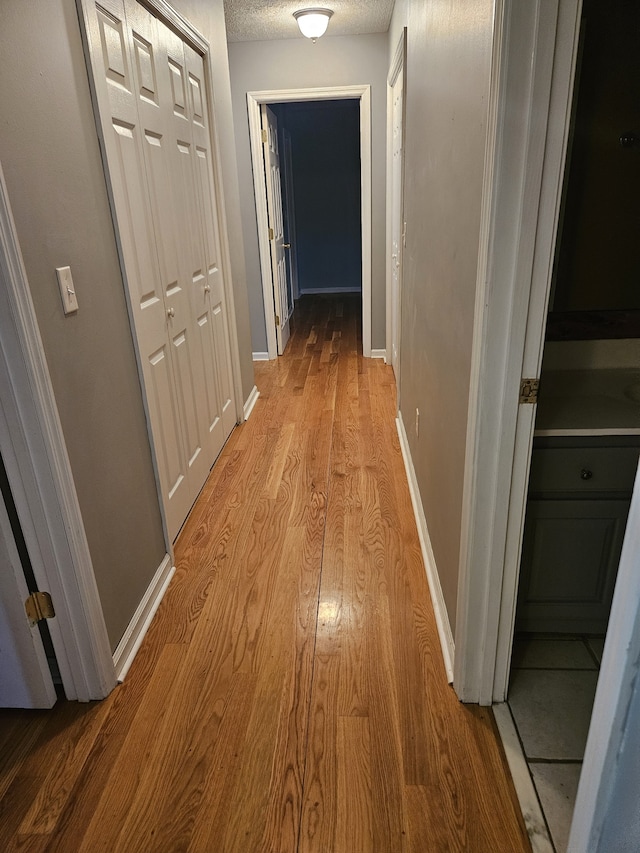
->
[243,385,260,421]
[252,352,270,361]
[396,413,455,682]
[371,349,386,360]
[113,554,175,682]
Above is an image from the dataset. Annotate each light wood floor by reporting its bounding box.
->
[0,295,530,852]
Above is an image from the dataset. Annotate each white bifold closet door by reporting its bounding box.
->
[89,0,235,540]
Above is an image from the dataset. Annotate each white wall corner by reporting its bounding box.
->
[396,413,455,681]
[243,384,260,421]
[370,348,387,361]
[113,554,175,682]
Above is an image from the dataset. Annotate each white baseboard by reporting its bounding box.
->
[371,348,386,360]
[113,554,175,682]
[493,704,554,853]
[252,351,270,361]
[396,413,455,682]
[243,385,260,421]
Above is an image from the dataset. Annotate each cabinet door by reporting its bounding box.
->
[517,498,630,634]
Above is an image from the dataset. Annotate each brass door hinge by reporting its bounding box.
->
[25,591,55,626]
[519,378,539,404]
[262,128,268,144]
[269,227,274,240]
[275,314,280,327]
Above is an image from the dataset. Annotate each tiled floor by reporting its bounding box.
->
[507,636,603,853]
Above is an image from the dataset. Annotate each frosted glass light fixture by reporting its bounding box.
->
[293,8,333,42]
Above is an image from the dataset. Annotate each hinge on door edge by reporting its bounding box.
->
[269,227,274,240]
[275,315,280,327]
[262,128,268,144]
[519,378,539,404]
[25,591,55,626]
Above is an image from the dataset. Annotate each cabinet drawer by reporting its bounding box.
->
[529,445,640,494]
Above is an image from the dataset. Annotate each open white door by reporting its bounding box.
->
[281,128,299,304]
[262,105,291,355]
[0,481,57,709]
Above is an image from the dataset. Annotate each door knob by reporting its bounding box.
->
[283,243,291,248]
[167,307,175,318]
[204,284,211,293]
[580,468,593,481]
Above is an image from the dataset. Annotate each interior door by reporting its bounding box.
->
[390,68,404,379]
[92,0,195,539]
[89,0,236,540]
[0,477,56,709]
[281,128,299,304]
[262,105,291,354]
[182,41,237,440]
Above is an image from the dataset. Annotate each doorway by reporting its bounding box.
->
[247,85,372,359]
[505,1,640,847]
[267,99,362,352]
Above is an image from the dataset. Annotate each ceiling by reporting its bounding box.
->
[223,1,395,43]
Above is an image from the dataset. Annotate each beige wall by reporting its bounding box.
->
[227,34,389,354]
[0,0,253,649]
[391,0,496,632]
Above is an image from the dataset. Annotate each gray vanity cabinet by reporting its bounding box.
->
[517,436,640,634]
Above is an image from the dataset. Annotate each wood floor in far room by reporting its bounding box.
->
[0,294,530,852]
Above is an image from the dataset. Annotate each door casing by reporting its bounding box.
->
[247,85,373,360]
[0,162,116,702]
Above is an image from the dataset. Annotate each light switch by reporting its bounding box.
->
[56,266,79,314]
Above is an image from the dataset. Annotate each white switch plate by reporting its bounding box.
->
[56,266,79,314]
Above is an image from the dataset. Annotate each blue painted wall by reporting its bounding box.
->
[273,100,361,294]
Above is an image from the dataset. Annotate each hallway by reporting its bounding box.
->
[0,295,529,852]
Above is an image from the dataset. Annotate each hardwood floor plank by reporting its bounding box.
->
[336,716,374,852]
[299,654,340,853]
[0,295,530,853]
[17,699,113,835]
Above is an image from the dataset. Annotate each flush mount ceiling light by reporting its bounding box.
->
[293,8,334,42]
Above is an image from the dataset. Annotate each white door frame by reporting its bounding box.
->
[76,0,247,552]
[454,0,582,706]
[247,85,373,359]
[386,29,406,390]
[0,163,116,702]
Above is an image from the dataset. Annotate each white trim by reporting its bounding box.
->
[454,0,579,704]
[243,385,260,420]
[139,0,207,53]
[492,0,583,704]
[492,704,554,853]
[247,85,373,359]
[252,351,270,362]
[569,461,640,851]
[113,553,174,682]
[0,162,116,701]
[396,414,455,682]
[370,349,386,361]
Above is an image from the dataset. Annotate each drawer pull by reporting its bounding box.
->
[581,468,593,481]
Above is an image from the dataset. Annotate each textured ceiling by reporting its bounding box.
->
[224,0,395,43]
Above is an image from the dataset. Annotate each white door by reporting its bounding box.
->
[89,0,235,540]
[281,128,299,303]
[262,105,291,355]
[0,481,56,708]
[390,69,404,379]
